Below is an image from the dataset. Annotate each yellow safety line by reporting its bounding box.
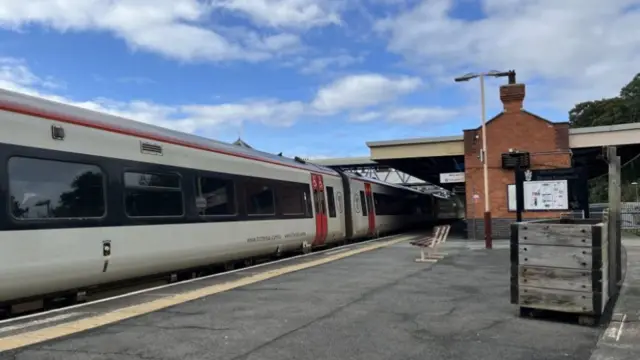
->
[0,234,414,352]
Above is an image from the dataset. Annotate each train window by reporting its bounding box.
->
[373,193,385,215]
[326,186,336,218]
[374,193,405,216]
[197,176,235,216]
[245,182,275,215]
[319,190,327,214]
[304,191,313,216]
[360,190,367,216]
[8,157,106,220]
[279,185,306,215]
[124,171,184,217]
[365,192,374,216]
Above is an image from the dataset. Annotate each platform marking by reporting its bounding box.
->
[325,248,351,255]
[0,234,414,352]
[616,314,627,342]
[0,313,81,334]
[602,313,628,343]
[0,232,418,327]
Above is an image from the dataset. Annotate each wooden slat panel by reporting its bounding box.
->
[518,223,592,247]
[519,286,593,313]
[519,266,591,292]
[519,245,592,269]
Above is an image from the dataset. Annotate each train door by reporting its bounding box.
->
[364,183,376,235]
[311,174,328,246]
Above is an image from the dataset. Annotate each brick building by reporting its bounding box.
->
[463,82,573,239]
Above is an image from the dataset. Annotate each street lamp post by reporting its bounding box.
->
[632,182,638,202]
[454,70,516,250]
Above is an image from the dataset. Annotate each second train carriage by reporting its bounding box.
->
[0,88,458,309]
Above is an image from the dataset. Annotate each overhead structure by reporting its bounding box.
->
[361,122,640,190]
[316,120,640,196]
[315,80,640,241]
[312,157,425,183]
[311,156,451,197]
[366,135,465,192]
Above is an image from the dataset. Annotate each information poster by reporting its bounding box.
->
[507,180,569,211]
[524,180,568,210]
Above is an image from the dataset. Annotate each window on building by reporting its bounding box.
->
[326,186,336,218]
[197,176,235,216]
[124,171,183,217]
[8,157,106,220]
[245,182,275,215]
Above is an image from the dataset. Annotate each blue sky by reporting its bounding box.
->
[0,0,638,159]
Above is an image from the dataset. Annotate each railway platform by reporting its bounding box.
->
[1,231,639,360]
[588,234,640,360]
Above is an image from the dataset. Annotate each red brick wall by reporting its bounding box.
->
[463,85,571,222]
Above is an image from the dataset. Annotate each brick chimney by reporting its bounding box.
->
[500,83,525,113]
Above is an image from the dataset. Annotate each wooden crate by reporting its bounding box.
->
[510,219,610,321]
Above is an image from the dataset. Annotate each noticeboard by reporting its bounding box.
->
[507,179,569,211]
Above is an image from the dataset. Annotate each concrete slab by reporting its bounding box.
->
[1,238,604,360]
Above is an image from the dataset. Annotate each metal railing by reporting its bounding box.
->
[561,203,640,234]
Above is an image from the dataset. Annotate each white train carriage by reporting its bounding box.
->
[342,174,433,239]
[0,87,445,310]
[0,89,347,304]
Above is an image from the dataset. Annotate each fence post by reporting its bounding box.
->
[607,146,622,296]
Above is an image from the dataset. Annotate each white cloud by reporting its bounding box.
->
[350,106,457,124]
[182,100,306,128]
[311,73,422,113]
[375,0,640,108]
[0,0,332,63]
[300,54,365,74]
[350,111,382,122]
[0,57,302,137]
[386,106,457,124]
[0,58,48,91]
[0,58,67,93]
[210,0,341,29]
[0,57,457,152]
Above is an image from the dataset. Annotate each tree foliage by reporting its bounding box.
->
[569,73,640,203]
[569,73,640,128]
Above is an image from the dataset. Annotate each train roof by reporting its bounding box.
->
[0,88,340,177]
[0,88,454,197]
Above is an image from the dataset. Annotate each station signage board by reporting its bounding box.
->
[508,179,569,211]
[439,172,465,184]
